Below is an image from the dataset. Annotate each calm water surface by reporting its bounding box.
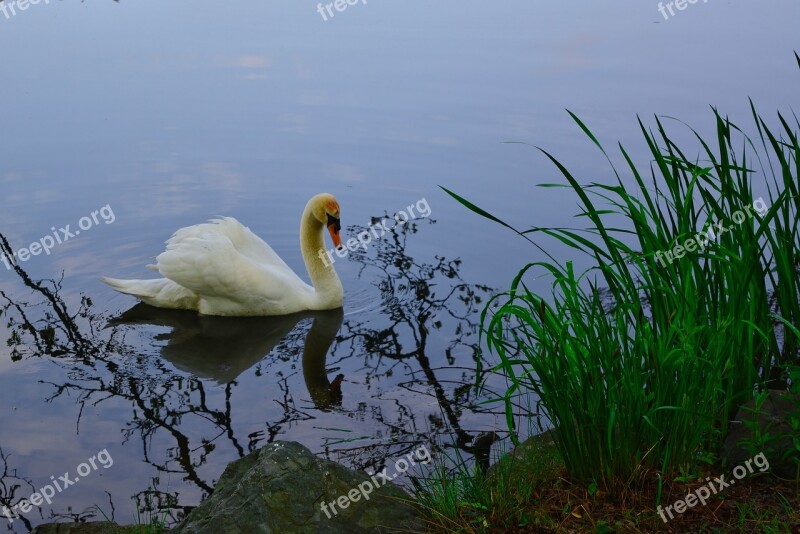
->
[1,0,798,529]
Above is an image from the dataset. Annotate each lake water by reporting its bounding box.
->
[1,0,798,530]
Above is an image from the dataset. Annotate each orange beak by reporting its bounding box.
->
[327,214,343,249]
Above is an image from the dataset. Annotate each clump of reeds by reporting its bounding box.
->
[443,53,800,488]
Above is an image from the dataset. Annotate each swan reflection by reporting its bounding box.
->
[111,304,345,408]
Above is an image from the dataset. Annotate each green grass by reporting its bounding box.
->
[414,433,799,533]
[95,491,171,533]
[439,53,800,494]
[414,435,562,533]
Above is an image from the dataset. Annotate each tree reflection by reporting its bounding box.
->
[0,216,503,529]
[322,216,505,473]
[0,448,38,532]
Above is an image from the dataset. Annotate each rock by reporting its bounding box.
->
[485,428,556,480]
[172,441,426,534]
[507,428,556,461]
[723,389,800,479]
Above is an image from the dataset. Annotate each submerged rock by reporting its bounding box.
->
[723,389,800,479]
[172,441,426,534]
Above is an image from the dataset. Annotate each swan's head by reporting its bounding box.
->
[310,193,343,249]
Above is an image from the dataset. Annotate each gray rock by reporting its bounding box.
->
[723,389,800,479]
[172,441,427,534]
[485,428,555,480]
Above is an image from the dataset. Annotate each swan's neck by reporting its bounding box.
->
[300,207,343,310]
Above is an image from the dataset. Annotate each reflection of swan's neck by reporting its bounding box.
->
[300,205,343,310]
[303,309,344,408]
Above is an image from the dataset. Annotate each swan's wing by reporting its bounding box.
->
[155,231,310,306]
[167,217,292,271]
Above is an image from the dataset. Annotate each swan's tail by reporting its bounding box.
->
[102,277,199,310]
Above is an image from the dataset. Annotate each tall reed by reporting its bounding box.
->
[444,54,800,486]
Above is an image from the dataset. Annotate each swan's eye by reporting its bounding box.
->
[326,213,341,233]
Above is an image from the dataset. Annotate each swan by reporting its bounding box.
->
[103,193,345,316]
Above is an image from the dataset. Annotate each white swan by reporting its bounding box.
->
[103,193,344,316]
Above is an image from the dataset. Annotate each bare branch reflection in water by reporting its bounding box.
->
[0,216,517,529]
[0,233,98,359]
[0,448,38,532]
[329,215,514,474]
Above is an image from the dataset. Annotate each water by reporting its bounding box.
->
[1,0,797,529]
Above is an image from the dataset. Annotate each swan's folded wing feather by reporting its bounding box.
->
[155,232,308,305]
[167,217,291,271]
